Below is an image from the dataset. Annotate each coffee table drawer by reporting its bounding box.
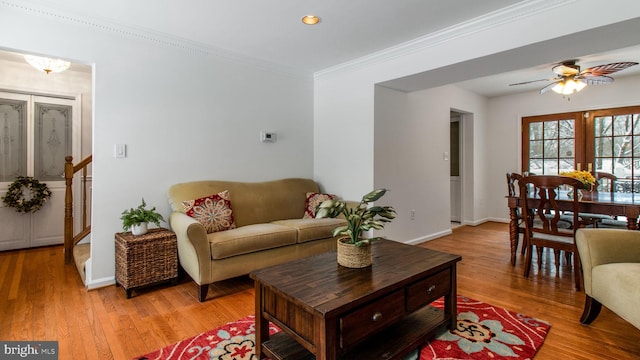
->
[339,289,405,349]
[406,269,451,312]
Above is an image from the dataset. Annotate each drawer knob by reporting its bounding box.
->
[426,285,436,294]
[372,312,383,322]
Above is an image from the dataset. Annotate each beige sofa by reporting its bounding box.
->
[576,228,640,330]
[167,178,346,301]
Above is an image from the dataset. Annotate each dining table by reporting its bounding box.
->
[506,190,640,265]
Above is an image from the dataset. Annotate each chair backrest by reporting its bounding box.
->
[594,172,617,192]
[518,175,583,239]
[506,172,523,197]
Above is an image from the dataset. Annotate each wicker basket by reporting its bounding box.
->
[337,237,372,268]
[115,228,178,297]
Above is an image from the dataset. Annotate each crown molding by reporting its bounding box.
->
[0,0,311,79]
[3,0,575,81]
[313,0,576,79]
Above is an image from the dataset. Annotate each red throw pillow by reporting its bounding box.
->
[182,190,236,233]
[303,192,337,219]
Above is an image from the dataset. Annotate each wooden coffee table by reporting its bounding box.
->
[250,239,461,360]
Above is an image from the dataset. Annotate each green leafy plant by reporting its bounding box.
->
[315,189,396,247]
[120,198,165,231]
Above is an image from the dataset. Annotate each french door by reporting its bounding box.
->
[523,106,640,192]
[0,91,81,250]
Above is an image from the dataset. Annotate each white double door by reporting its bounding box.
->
[0,91,81,251]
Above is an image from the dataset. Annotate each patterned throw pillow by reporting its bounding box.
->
[182,190,236,233]
[303,192,337,219]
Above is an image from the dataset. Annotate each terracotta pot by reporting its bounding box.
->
[337,237,372,268]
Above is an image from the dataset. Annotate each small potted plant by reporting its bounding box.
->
[120,198,165,235]
[315,189,396,268]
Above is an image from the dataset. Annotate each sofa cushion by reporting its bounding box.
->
[272,218,347,243]
[207,223,297,260]
[182,190,236,233]
[303,192,337,219]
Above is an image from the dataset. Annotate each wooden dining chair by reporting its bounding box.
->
[592,172,628,228]
[519,175,584,290]
[594,171,616,192]
[506,173,526,263]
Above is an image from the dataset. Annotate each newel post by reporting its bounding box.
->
[64,156,74,264]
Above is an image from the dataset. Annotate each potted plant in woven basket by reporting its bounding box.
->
[315,189,396,268]
[120,198,165,235]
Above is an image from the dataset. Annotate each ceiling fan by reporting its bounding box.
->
[509,60,639,95]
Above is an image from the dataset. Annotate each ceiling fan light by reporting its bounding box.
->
[551,79,586,95]
[551,81,566,94]
[563,80,577,95]
[24,55,70,74]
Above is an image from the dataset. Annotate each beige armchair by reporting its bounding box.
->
[576,228,640,330]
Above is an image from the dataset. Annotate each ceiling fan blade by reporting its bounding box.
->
[552,63,580,76]
[540,81,561,94]
[579,62,639,77]
[509,77,557,86]
[575,75,614,85]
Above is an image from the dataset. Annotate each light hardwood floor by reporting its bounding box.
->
[1,222,639,359]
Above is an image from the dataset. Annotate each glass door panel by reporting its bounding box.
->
[523,113,583,175]
[0,97,27,182]
[34,102,72,181]
[589,107,640,192]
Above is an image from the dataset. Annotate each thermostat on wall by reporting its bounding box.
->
[260,131,277,142]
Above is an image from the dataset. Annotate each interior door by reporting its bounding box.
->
[0,92,80,250]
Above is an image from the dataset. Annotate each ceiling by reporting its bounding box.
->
[7,0,640,98]
[25,0,518,73]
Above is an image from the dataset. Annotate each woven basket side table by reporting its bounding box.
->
[115,228,178,298]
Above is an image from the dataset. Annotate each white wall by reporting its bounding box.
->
[314,0,640,243]
[0,4,314,287]
[486,74,640,223]
[374,85,488,243]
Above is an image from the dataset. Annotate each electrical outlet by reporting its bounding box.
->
[260,131,277,142]
[411,209,416,220]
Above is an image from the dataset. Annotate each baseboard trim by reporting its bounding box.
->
[405,229,453,245]
[86,276,115,290]
[401,218,511,245]
[489,217,510,224]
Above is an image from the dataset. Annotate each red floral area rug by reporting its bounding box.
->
[134,295,550,360]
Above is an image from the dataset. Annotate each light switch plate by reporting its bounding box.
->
[115,144,126,158]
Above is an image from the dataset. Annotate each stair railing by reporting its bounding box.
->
[64,155,92,264]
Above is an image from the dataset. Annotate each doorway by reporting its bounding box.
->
[0,49,92,251]
[450,111,462,226]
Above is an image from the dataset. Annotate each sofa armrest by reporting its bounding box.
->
[169,212,212,285]
[576,228,640,294]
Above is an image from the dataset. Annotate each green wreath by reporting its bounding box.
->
[2,176,52,214]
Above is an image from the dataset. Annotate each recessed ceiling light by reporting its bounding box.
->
[301,15,320,25]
